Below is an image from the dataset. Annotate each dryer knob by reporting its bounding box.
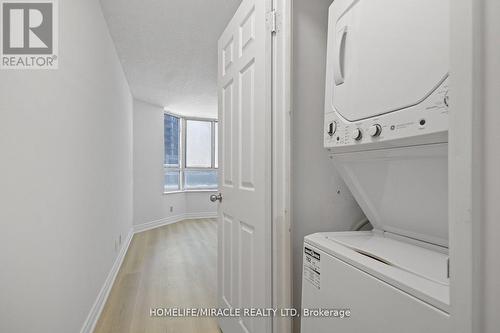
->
[351,128,362,141]
[368,124,382,137]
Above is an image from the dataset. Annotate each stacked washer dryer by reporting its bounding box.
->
[301,0,450,332]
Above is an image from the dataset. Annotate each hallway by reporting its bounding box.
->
[94,219,218,333]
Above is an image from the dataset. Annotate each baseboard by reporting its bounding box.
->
[80,228,134,333]
[183,211,218,220]
[133,212,218,234]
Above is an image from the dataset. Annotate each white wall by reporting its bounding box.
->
[133,99,217,226]
[185,191,218,217]
[290,0,365,331]
[133,99,167,223]
[481,0,500,330]
[0,1,133,332]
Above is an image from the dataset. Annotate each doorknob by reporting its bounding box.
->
[210,193,223,203]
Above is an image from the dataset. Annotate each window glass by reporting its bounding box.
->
[164,170,180,192]
[186,120,212,168]
[184,170,218,190]
[164,114,180,167]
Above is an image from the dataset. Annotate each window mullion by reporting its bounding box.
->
[181,118,185,191]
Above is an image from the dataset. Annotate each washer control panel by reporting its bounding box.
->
[325,79,449,149]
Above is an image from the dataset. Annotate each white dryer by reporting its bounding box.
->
[323,0,449,151]
[301,0,450,332]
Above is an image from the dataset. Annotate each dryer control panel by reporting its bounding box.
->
[324,79,449,151]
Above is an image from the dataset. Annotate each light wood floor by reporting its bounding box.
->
[94,218,219,333]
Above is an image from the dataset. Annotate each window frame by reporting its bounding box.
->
[164,112,218,193]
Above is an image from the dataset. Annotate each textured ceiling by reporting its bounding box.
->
[100,0,242,118]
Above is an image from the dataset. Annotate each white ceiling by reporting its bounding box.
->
[100,0,242,118]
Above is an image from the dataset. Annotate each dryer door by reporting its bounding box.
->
[329,0,448,122]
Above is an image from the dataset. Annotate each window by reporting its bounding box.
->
[164,114,180,191]
[165,114,180,167]
[164,114,218,192]
[186,120,212,168]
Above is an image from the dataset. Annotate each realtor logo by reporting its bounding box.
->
[1,0,58,69]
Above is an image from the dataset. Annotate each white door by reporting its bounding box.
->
[215,0,272,332]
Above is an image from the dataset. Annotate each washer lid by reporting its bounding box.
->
[325,232,448,285]
[304,231,450,312]
[332,143,448,247]
[329,0,449,121]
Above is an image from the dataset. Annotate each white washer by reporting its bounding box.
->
[301,0,450,332]
[301,231,450,333]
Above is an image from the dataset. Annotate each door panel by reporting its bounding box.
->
[239,59,256,190]
[217,0,272,332]
[222,214,234,307]
[222,81,234,187]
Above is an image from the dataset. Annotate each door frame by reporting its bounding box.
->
[271,0,292,333]
[449,0,484,332]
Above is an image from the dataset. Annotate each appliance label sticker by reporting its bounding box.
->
[304,247,321,289]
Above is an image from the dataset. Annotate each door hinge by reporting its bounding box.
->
[266,10,279,33]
